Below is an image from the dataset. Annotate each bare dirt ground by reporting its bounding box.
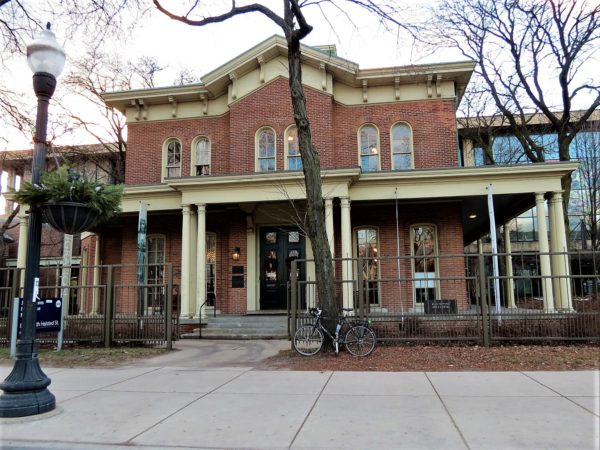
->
[257,343,600,371]
[0,346,168,368]
[1,343,598,371]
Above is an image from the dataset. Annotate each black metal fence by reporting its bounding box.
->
[0,264,178,348]
[289,250,599,345]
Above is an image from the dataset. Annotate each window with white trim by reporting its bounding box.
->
[257,127,276,172]
[356,227,380,305]
[286,125,302,170]
[194,137,211,176]
[206,233,216,306]
[391,122,413,169]
[359,124,380,172]
[165,139,181,178]
[411,225,439,304]
[146,235,166,314]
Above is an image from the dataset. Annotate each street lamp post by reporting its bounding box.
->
[0,23,65,418]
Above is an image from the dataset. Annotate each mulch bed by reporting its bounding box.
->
[257,343,600,371]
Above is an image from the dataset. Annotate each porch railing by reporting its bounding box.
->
[289,250,599,345]
[0,263,179,348]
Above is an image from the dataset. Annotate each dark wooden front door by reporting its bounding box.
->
[259,227,305,310]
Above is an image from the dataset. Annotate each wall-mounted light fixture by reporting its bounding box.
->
[231,247,241,261]
[469,213,477,219]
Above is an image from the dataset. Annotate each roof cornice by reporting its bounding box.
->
[103,36,476,113]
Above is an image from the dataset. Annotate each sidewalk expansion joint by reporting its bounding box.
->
[425,372,471,450]
[521,371,600,417]
[288,370,334,449]
[125,369,251,445]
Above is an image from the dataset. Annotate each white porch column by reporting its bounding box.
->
[180,205,192,317]
[5,169,16,212]
[536,193,554,311]
[549,192,572,310]
[340,197,352,309]
[325,198,335,258]
[16,209,28,289]
[92,235,101,314]
[60,234,73,314]
[195,204,207,318]
[503,225,516,309]
[189,207,198,315]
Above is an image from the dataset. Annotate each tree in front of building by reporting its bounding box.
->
[153,0,408,324]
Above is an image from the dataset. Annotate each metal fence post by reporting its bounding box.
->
[478,253,490,347]
[290,259,298,348]
[104,266,113,348]
[165,264,173,351]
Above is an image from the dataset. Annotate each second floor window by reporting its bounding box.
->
[166,140,181,178]
[286,126,302,170]
[391,123,413,169]
[359,125,379,172]
[257,128,276,172]
[194,137,211,175]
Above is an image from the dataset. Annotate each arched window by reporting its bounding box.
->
[193,137,211,176]
[164,139,181,178]
[359,124,380,172]
[355,227,380,305]
[285,125,302,170]
[391,122,413,170]
[256,127,276,172]
[410,225,439,305]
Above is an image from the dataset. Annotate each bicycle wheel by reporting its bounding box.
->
[344,324,376,357]
[293,325,324,356]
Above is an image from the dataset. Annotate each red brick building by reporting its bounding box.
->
[94,36,576,317]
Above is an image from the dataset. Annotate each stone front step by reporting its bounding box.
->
[182,314,289,340]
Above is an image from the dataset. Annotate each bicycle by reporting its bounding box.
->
[293,307,376,357]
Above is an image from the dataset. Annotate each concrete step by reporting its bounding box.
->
[182,328,289,340]
[206,315,287,323]
[193,314,289,339]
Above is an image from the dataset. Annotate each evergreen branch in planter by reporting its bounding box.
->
[14,165,124,221]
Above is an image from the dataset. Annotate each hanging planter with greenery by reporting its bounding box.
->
[14,165,124,234]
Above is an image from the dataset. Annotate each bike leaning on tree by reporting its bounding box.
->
[293,307,376,356]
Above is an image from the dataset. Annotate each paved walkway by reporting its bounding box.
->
[0,340,598,450]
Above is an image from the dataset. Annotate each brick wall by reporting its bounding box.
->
[100,210,249,315]
[332,99,458,169]
[126,114,231,184]
[124,78,459,184]
[344,201,467,312]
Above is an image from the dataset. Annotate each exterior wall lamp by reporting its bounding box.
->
[231,247,241,261]
[0,23,65,418]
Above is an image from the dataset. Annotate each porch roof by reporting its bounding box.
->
[119,162,578,244]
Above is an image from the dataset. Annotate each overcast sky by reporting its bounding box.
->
[2,2,455,151]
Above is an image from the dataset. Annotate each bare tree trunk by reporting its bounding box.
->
[287,37,337,322]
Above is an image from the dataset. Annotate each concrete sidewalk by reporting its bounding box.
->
[0,340,598,450]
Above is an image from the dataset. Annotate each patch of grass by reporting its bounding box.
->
[0,345,168,368]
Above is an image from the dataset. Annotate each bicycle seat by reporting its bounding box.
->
[309,307,322,317]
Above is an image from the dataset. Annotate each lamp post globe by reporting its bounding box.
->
[0,23,64,418]
[27,23,66,78]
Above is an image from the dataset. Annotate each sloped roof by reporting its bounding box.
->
[103,35,475,112]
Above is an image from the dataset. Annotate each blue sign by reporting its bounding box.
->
[18,297,63,334]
